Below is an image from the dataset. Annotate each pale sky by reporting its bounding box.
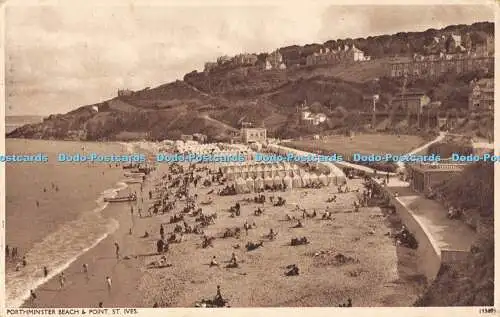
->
[4,2,495,116]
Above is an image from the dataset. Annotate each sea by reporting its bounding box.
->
[5,115,44,134]
[4,132,144,307]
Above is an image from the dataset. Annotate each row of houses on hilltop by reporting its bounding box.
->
[305,45,371,66]
[387,53,493,79]
[387,32,494,79]
[204,50,286,73]
[203,44,371,74]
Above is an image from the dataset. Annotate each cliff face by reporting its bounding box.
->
[414,162,494,306]
[7,22,494,141]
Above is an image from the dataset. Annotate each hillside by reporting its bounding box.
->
[7,22,494,141]
[414,162,494,306]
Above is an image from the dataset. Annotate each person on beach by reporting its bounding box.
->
[12,247,17,259]
[105,276,112,293]
[15,262,21,271]
[59,273,65,289]
[5,245,9,259]
[43,266,49,277]
[83,263,89,280]
[30,290,37,303]
[160,225,165,240]
[22,256,27,267]
[209,256,219,267]
[215,285,223,301]
[114,242,120,259]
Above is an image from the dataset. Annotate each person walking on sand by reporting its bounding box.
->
[43,266,49,278]
[105,276,112,293]
[83,263,89,280]
[114,242,120,259]
[30,289,37,303]
[59,272,65,289]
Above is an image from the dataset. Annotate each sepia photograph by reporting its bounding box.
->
[2,0,497,312]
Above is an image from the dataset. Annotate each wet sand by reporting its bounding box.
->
[23,162,425,308]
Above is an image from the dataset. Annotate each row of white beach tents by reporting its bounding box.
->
[264,144,347,185]
[231,172,336,194]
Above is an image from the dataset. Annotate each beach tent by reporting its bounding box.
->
[318,174,329,186]
[327,173,337,185]
[264,176,274,187]
[263,165,272,178]
[273,175,282,186]
[301,173,311,187]
[310,173,319,184]
[255,176,264,190]
[246,177,255,192]
[292,174,302,188]
[235,177,249,194]
[283,175,293,190]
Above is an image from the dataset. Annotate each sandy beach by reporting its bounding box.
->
[20,159,426,308]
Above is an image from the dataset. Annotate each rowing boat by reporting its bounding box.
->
[104,195,137,203]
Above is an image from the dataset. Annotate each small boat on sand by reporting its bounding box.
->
[104,194,137,203]
[124,178,143,184]
[124,172,146,177]
[200,198,213,205]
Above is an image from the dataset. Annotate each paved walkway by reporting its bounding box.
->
[377,177,477,252]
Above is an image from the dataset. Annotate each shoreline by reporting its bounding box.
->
[5,139,140,307]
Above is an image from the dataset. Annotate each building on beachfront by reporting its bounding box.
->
[407,161,467,194]
[390,89,430,114]
[469,78,494,111]
[241,127,267,144]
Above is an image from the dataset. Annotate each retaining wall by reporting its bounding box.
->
[373,181,442,281]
